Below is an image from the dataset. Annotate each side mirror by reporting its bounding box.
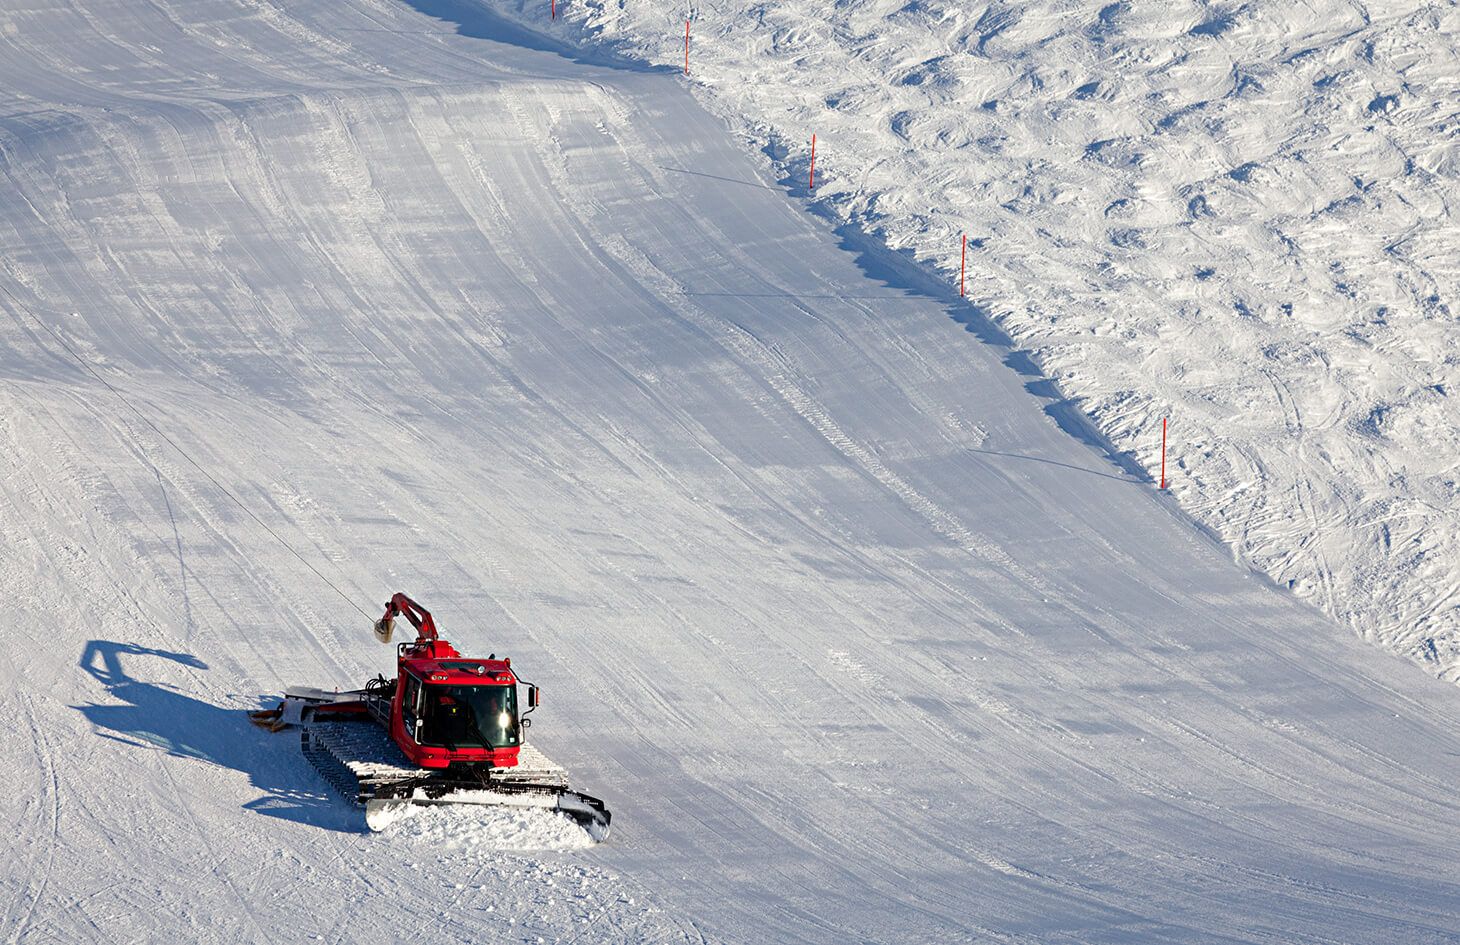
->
[528,685,541,708]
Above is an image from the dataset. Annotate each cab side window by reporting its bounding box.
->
[401,674,422,739]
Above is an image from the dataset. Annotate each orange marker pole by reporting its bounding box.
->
[685,20,690,75]
[1160,417,1168,490]
[960,233,967,296]
[809,134,816,191]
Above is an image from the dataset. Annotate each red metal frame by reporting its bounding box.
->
[378,593,523,770]
[380,592,442,647]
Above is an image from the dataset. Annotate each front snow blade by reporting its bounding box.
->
[364,790,611,841]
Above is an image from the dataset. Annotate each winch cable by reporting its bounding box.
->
[11,300,372,621]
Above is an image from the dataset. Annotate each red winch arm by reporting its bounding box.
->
[380,592,438,642]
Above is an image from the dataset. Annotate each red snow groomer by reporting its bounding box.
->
[250,593,610,838]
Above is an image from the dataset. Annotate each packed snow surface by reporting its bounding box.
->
[3,1,1460,944]
[501,0,1460,680]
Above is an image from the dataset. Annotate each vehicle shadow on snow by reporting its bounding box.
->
[75,640,361,833]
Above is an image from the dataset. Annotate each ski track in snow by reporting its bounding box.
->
[499,0,1460,682]
[0,1,1459,943]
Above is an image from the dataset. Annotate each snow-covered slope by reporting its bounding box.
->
[3,1,1460,943]
[502,0,1460,680]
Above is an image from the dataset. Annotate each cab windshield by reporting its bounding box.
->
[421,684,519,749]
